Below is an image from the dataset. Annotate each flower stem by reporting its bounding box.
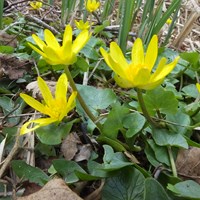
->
[64,66,102,131]
[136,88,158,127]
[167,146,177,177]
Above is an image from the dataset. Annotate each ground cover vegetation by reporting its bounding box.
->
[0,0,200,199]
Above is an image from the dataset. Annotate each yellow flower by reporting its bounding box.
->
[75,20,90,30]
[28,25,90,65]
[20,74,77,135]
[196,83,200,93]
[166,18,172,25]
[85,0,100,13]
[30,1,43,10]
[100,35,180,90]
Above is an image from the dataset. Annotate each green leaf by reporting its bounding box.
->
[144,178,170,200]
[143,86,178,115]
[0,96,25,125]
[36,121,74,145]
[75,56,89,72]
[52,159,86,183]
[11,160,49,186]
[182,84,199,98]
[152,128,188,148]
[93,20,110,35]
[147,139,170,166]
[123,112,146,138]
[180,52,200,70]
[102,166,145,200]
[77,84,117,112]
[102,145,132,171]
[0,46,14,53]
[166,110,191,135]
[167,180,200,199]
[102,103,129,138]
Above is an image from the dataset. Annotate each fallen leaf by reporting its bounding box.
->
[0,54,32,79]
[74,144,92,162]
[176,147,200,183]
[61,132,80,160]
[17,178,83,200]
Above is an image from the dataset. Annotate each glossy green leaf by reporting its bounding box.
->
[77,84,117,112]
[143,86,178,115]
[123,112,146,138]
[102,145,132,171]
[152,128,188,148]
[182,84,199,98]
[147,139,170,166]
[0,45,14,53]
[75,56,89,72]
[167,180,200,199]
[102,103,129,138]
[52,159,86,183]
[166,110,191,135]
[180,52,200,70]
[36,121,74,145]
[93,20,110,35]
[0,96,25,126]
[102,166,145,200]
[11,160,49,186]
[144,178,170,200]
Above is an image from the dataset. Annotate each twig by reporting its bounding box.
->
[24,15,59,35]
[0,129,21,179]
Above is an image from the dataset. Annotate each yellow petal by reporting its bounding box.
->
[28,42,46,58]
[145,35,158,71]
[63,25,72,46]
[20,93,46,114]
[44,29,60,49]
[32,34,46,51]
[114,74,134,88]
[43,46,62,65]
[72,30,90,54]
[131,38,144,66]
[20,118,57,135]
[37,76,54,105]
[133,68,151,87]
[59,91,77,121]
[110,42,128,68]
[100,47,127,78]
[196,83,200,93]
[55,73,68,101]
[140,79,164,90]
[151,56,179,82]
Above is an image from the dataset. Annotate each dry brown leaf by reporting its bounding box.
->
[17,178,83,200]
[74,144,92,162]
[0,54,31,79]
[176,147,200,183]
[61,133,80,160]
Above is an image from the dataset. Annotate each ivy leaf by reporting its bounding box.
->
[167,180,200,199]
[11,160,49,186]
[102,166,145,200]
[52,159,86,183]
[144,178,170,200]
[102,145,133,171]
[152,128,188,149]
[36,121,74,145]
[102,103,129,138]
[123,112,146,138]
[143,86,178,115]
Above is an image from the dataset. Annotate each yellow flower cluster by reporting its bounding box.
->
[28,25,90,65]
[100,35,179,90]
[85,0,100,13]
[20,74,77,135]
[30,1,43,10]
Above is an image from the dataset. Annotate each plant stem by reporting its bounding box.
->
[136,88,158,127]
[64,66,102,131]
[167,146,177,177]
